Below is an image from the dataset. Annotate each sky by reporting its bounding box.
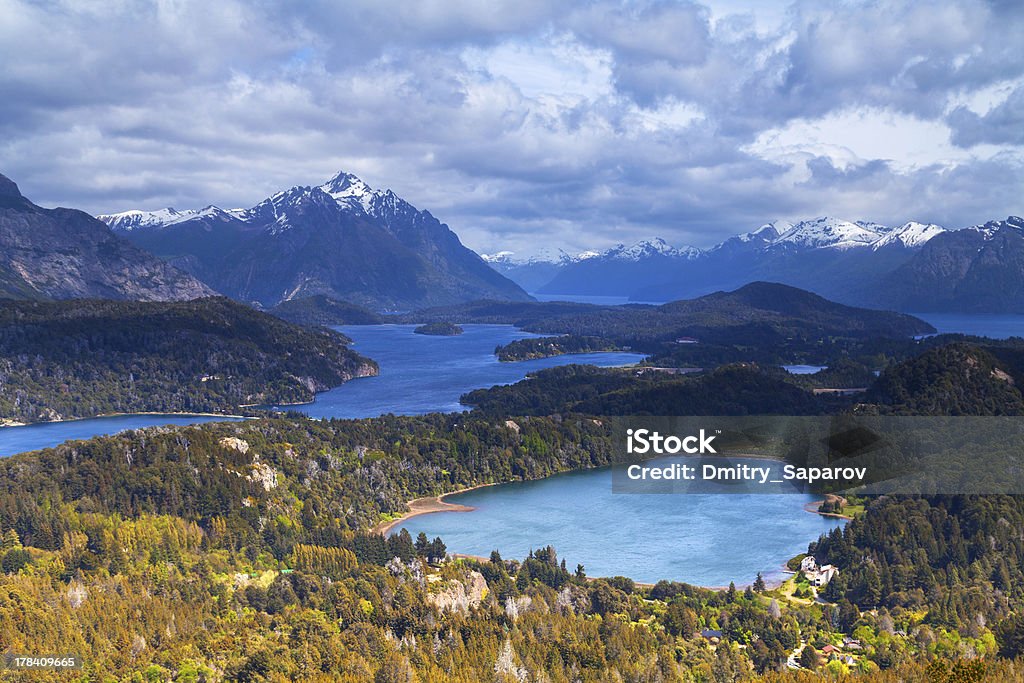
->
[1,0,1022,258]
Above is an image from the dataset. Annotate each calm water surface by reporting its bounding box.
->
[0,414,244,457]
[278,324,644,419]
[395,456,846,586]
[912,313,1024,339]
[1,324,839,585]
[0,324,643,456]
[782,365,827,375]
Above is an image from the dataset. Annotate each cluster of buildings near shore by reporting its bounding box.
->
[800,555,839,586]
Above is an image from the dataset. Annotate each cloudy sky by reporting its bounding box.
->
[1,0,1022,257]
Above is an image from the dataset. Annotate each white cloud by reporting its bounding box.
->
[745,107,991,171]
[0,0,1021,259]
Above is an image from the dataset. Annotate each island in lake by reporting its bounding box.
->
[495,334,624,361]
[414,321,464,336]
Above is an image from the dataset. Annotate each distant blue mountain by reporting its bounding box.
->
[490,216,1024,313]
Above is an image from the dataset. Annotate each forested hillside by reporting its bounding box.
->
[867,343,1024,415]
[463,364,825,416]
[413,283,934,368]
[268,295,383,327]
[0,297,376,423]
[408,283,933,349]
[2,413,1021,680]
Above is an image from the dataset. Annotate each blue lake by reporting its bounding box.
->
[913,313,1024,339]
[395,457,846,586]
[274,324,644,418]
[782,365,827,375]
[532,293,666,306]
[0,414,244,458]
[0,323,839,585]
[0,324,643,456]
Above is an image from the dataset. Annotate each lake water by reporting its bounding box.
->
[0,414,244,458]
[275,324,645,419]
[782,365,827,375]
[0,325,643,456]
[395,457,846,586]
[532,293,666,306]
[1,323,839,586]
[912,313,1024,339]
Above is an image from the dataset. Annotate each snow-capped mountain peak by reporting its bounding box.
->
[772,216,886,250]
[483,247,602,266]
[968,215,1024,239]
[871,221,946,249]
[601,238,701,261]
[742,222,789,243]
[98,206,233,232]
[319,171,377,214]
[481,251,516,264]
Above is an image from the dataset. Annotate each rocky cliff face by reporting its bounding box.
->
[0,173,214,301]
[879,217,1024,312]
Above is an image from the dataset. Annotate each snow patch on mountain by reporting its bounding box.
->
[772,217,887,250]
[872,222,946,249]
[481,251,516,263]
[101,171,405,236]
[967,215,1024,239]
[603,238,701,261]
[739,222,789,242]
[319,171,382,216]
[99,207,226,231]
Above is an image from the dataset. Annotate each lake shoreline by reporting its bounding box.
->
[0,411,251,430]
[377,465,847,590]
[377,456,847,540]
[372,482,502,536]
[804,500,855,520]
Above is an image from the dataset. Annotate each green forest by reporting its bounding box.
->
[494,335,623,361]
[405,283,934,360]
[413,322,464,336]
[0,298,376,423]
[2,290,1024,680]
[3,412,1024,681]
[269,296,384,327]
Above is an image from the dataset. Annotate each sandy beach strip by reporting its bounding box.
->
[372,482,502,536]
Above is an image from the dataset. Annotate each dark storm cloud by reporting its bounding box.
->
[0,0,1021,256]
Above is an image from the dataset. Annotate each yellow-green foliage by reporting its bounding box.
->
[290,543,357,578]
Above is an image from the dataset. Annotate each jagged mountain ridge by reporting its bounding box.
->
[100,172,531,310]
[879,216,1024,312]
[492,215,1024,312]
[0,172,214,302]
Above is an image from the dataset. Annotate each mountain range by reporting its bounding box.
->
[488,216,1024,313]
[100,172,530,310]
[0,173,212,301]
[4,163,1021,314]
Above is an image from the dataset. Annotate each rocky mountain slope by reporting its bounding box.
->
[878,217,1024,312]
[101,172,530,310]
[0,172,213,301]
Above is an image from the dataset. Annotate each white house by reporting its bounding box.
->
[800,556,839,587]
